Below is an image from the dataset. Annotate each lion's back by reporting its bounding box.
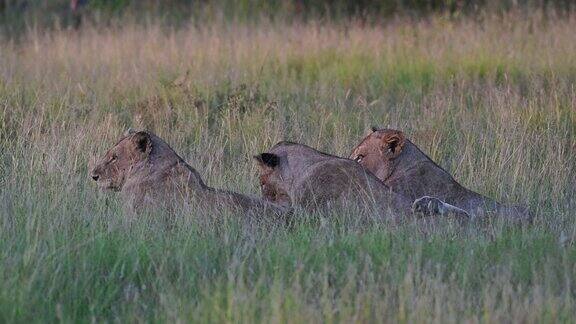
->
[292,158,406,213]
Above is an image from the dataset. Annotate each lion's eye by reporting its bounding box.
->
[109,155,118,163]
[355,155,364,163]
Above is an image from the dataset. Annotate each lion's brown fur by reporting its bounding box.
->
[350,128,532,223]
[254,141,462,222]
[90,130,288,217]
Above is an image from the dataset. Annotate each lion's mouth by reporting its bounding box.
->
[95,178,121,192]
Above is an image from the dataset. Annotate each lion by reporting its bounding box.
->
[253,141,470,222]
[90,129,289,217]
[349,127,532,223]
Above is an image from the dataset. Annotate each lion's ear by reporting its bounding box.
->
[124,128,137,136]
[381,130,405,159]
[131,131,152,155]
[253,153,280,169]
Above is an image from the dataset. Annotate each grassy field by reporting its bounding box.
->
[1,13,575,322]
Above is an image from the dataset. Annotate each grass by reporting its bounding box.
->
[1,13,575,322]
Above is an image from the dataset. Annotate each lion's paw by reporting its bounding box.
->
[412,196,445,216]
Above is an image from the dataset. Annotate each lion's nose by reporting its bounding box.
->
[92,175,99,181]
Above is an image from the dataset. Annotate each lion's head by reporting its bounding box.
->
[253,152,292,207]
[90,130,152,191]
[349,127,406,181]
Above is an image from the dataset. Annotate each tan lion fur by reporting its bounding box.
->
[350,128,532,223]
[90,130,288,217]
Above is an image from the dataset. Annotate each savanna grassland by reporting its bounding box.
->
[0,12,575,323]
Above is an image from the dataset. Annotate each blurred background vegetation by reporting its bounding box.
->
[0,0,574,35]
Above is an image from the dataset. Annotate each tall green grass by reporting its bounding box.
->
[0,15,575,322]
